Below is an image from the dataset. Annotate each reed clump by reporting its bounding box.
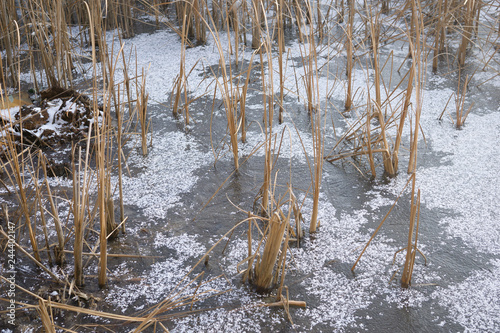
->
[242,184,303,293]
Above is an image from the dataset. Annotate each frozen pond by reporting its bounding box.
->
[1,2,500,332]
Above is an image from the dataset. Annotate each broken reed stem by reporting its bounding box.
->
[261,300,307,307]
[255,212,287,290]
[0,227,64,284]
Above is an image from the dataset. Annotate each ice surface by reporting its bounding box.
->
[100,21,500,332]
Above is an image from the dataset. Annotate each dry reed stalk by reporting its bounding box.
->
[106,192,119,239]
[290,189,303,245]
[292,0,304,42]
[53,0,74,88]
[27,2,56,87]
[0,24,41,263]
[454,71,474,128]
[37,300,56,333]
[24,0,74,89]
[252,0,262,49]
[262,299,307,307]
[296,0,321,115]
[152,0,161,28]
[258,53,271,214]
[137,67,150,155]
[106,43,132,237]
[110,0,135,38]
[303,0,313,25]
[172,10,186,120]
[368,9,395,176]
[187,0,197,40]
[72,146,84,286]
[230,0,240,67]
[401,176,421,288]
[305,22,317,113]
[116,83,125,232]
[246,212,254,280]
[344,0,354,111]
[275,221,290,295]
[381,0,389,14]
[351,174,414,271]
[392,63,415,173]
[0,0,18,86]
[432,0,444,73]
[83,0,109,287]
[337,0,344,23]
[40,154,65,265]
[315,0,322,41]
[309,83,324,233]
[254,212,288,290]
[257,25,278,216]
[2,279,151,325]
[0,228,64,283]
[212,0,222,29]
[247,180,298,291]
[240,53,255,143]
[32,174,52,265]
[203,8,240,170]
[407,0,425,174]
[277,0,285,123]
[365,101,377,177]
[457,0,476,67]
[195,0,205,43]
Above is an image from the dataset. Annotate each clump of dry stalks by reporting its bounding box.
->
[238,181,305,310]
[0,0,157,329]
